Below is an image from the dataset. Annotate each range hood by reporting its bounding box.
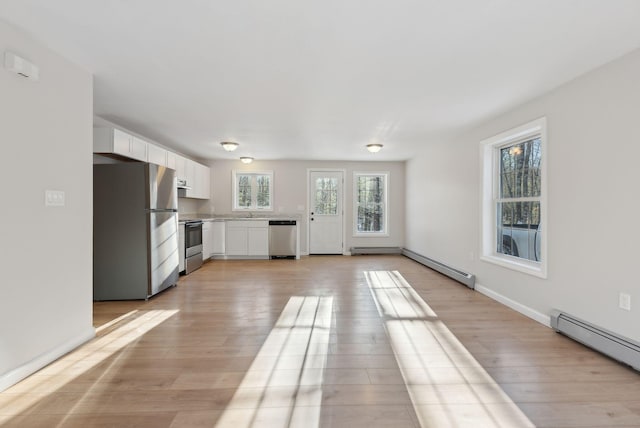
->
[176,178,191,190]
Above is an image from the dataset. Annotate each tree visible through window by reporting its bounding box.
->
[498,138,541,261]
[238,175,251,208]
[256,175,270,208]
[314,178,338,215]
[354,172,388,235]
[232,171,273,210]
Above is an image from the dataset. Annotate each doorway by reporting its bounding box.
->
[308,169,344,254]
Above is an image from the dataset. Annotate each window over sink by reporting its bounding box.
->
[232,170,273,211]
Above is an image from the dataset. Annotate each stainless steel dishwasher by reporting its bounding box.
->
[269,220,297,259]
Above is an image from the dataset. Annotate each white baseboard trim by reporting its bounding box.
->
[475,283,551,328]
[0,327,95,392]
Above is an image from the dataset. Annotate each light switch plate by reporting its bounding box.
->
[45,190,65,207]
[619,292,631,311]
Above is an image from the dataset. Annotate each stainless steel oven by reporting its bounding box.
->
[185,220,203,274]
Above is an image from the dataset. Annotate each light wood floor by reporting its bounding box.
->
[1,255,640,427]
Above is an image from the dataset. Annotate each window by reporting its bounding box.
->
[232,170,273,211]
[354,172,388,236]
[480,118,547,277]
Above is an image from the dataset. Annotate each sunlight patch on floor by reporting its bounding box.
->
[0,309,178,422]
[214,296,333,428]
[365,270,534,428]
[95,309,140,334]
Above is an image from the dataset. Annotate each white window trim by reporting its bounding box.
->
[479,118,547,278]
[353,171,389,237]
[232,170,274,211]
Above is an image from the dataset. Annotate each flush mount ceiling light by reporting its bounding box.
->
[366,143,383,153]
[240,157,254,164]
[220,141,239,151]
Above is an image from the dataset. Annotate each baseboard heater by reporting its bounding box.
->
[550,310,640,372]
[350,246,403,255]
[402,248,475,289]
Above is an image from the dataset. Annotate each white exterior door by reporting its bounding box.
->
[309,170,344,254]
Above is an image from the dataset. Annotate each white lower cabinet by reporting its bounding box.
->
[225,220,268,257]
[202,221,212,260]
[178,223,185,272]
[248,227,269,256]
[211,221,225,255]
[225,226,248,255]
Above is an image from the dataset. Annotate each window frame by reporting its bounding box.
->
[232,170,274,211]
[353,171,389,237]
[480,118,547,278]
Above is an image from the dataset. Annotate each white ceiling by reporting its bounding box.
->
[2,1,640,161]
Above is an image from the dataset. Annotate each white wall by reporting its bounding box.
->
[206,160,405,253]
[177,197,209,215]
[406,48,640,342]
[0,20,94,391]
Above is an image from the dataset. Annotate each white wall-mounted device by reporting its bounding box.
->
[4,51,39,81]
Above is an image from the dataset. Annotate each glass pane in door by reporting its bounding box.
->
[314,178,338,215]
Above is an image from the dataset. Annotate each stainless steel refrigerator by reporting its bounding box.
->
[93,163,179,300]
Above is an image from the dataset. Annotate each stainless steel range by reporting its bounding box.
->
[184,220,203,274]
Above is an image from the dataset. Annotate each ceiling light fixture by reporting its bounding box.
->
[220,141,239,151]
[366,143,383,153]
[240,157,254,164]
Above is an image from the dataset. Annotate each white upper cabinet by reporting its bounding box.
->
[94,126,210,199]
[199,163,211,199]
[184,158,196,193]
[94,127,147,161]
[182,159,209,199]
[147,144,167,166]
[111,128,130,155]
[129,136,148,161]
[193,162,210,199]
[166,151,177,170]
[175,154,187,181]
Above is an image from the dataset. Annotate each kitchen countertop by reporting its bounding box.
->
[179,213,301,222]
